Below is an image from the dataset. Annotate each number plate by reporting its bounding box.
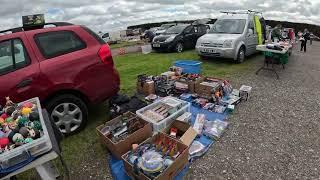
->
[153,43,160,47]
[202,49,217,53]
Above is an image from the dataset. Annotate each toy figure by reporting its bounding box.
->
[32,121,42,131]
[29,111,39,122]
[12,133,24,146]
[0,118,4,125]
[24,138,33,144]
[17,117,28,128]
[29,128,40,139]
[5,117,13,123]
[21,107,32,116]
[19,127,29,138]
[0,113,8,120]
[0,138,9,148]
[5,97,14,107]
[22,102,33,108]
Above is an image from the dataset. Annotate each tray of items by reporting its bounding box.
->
[122,132,189,180]
[136,97,190,132]
[0,97,52,173]
[97,112,152,159]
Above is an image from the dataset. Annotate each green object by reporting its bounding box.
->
[254,16,263,45]
[18,117,28,127]
[264,52,288,64]
[32,121,42,131]
[24,138,33,144]
[5,117,13,123]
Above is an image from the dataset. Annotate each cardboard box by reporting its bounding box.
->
[239,85,252,101]
[122,132,189,180]
[96,112,153,159]
[137,80,155,96]
[195,77,223,98]
[163,120,197,146]
[188,76,204,93]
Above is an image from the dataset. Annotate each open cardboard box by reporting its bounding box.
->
[96,112,153,159]
[163,120,197,146]
[195,77,224,98]
[122,132,189,180]
[137,80,155,96]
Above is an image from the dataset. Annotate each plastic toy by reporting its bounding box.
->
[32,121,42,131]
[0,118,4,125]
[5,117,13,123]
[22,102,33,108]
[0,113,8,120]
[0,138,9,148]
[21,107,32,116]
[19,127,29,138]
[24,138,33,144]
[18,117,28,127]
[29,111,39,122]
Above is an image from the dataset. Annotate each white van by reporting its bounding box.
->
[196,12,265,63]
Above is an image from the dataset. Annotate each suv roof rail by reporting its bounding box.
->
[0,22,74,35]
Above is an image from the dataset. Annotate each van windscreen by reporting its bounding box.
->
[209,19,246,34]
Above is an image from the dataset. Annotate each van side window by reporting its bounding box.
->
[0,39,30,75]
[249,20,255,30]
[184,26,195,34]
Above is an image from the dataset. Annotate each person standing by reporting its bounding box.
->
[301,29,310,52]
[310,32,314,45]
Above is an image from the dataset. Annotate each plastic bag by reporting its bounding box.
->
[189,140,206,158]
[203,119,229,139]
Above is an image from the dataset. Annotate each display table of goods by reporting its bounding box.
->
[0,97,52,173]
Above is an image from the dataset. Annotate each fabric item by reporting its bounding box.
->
[255,16,263,45]
[301,40,307,52]
[259,17,267,41]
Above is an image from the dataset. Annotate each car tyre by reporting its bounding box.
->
[175,42,184,53]
[46,94,88,135]
[236,46,246,64]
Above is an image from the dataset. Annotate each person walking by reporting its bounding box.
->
[301,29,310,52]
[310,32,314,45]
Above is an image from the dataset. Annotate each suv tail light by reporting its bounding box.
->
[98,44,114,66]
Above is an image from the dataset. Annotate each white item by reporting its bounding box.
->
[193,114,205,135]
[137,97,190,132]
[0,98,52,170]
[176,112,192,122]
[203,119,229,139]
[239,85,252,101]
[141,45,152,54]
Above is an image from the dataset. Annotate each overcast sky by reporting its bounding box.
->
[1,0,319,32]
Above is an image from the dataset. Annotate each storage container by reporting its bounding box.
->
[174,60,202,74]
[136,97,190,132]
[0,98,52,173]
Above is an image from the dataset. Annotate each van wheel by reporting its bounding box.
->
[236,47,245,63]
[175,42,184,53]
[46,94,88,135]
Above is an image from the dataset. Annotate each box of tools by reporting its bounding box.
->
[96,112,152,159]
[122,132,189,180]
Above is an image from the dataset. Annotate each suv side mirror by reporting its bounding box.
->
[248,29,254,36]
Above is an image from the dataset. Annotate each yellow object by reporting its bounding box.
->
[21,107,32,116]
[0,118,4,125]
[255,16,263,45]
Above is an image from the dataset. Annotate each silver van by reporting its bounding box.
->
[196,12,264,63]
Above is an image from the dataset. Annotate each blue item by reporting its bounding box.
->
[174,60,202,74]
[180,94,193,102]
[109,155,189,180]
[0,152,35,176]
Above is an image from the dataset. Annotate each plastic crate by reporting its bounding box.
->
[136,97,190,132]
[0,98,52,173]
[174,60,202,74]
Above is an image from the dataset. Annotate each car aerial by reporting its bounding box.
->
[152,24,208,53]
[154,23,176,36]
[196,11,266,63]
[0,22,120,135]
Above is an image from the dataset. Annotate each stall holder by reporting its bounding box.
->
[255,44,292,79]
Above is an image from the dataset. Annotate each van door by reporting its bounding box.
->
[0,33,41,106]
[246,19,258,55]
[183,26,196,49]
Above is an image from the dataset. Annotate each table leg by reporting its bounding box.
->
[35,161,59,180]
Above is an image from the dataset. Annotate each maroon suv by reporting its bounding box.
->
[0,22,120,134]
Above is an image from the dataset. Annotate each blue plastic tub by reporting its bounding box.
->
[174,60,202,74]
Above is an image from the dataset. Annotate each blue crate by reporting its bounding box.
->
[174,60,202,74]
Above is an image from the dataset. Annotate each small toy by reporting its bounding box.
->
[11,110,20,120]
[132,144,139,151]
[32,121,42,131]
[0,138,9,148]
[169,128,177,138]
[0,118,5,125]
[19,127,29,138]
[0,131,5,138]
[12,133,24,146]
[8,121,17,130]
[29,128,40,139]
[24,138,33,144]
[193,114,205,135]
[29,111,39,122]
[21,107,32,116]
[5,117,13,123]
[18,117,28,127]
[5,97,14,107]
[0,113,8,120]
[22,102,33,108]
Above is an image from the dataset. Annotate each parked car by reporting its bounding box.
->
[101,31,121,44]
[196,12,265,63]
[152,24,208,53]
[0,22,120,134]
[155,23,176,35]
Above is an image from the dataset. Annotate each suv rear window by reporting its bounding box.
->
[35,31,86,59]
[0,39,30,75]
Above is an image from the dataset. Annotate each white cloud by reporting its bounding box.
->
[0,0,319,32]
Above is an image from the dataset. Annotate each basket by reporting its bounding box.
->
[174,60,202,74]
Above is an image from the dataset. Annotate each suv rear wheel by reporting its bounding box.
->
[46,94,88,135]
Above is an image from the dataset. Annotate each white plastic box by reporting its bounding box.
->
[0,97,52,170]
[136,97,190,132]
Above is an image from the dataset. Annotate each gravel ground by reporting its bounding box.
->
[185,42,320,180]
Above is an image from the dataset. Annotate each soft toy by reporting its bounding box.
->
[22,102,33,108]
[0,138,9,148]
[29,111,39,122]
[21,107,32,116]
[19,127,29,138]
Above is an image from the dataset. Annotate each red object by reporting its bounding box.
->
[0,138,9,148]
[23,102,34,108]
[0,113,8,120]
[170,128,178,137]
[0,24,120,113]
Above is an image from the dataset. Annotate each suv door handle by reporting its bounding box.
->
[17,78,33,88]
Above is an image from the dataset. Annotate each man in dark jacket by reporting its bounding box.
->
[301,29,310,52]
